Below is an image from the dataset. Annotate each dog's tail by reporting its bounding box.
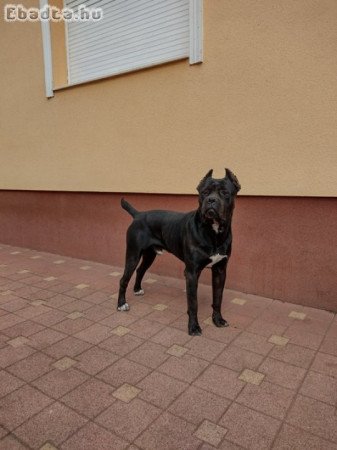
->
[121,198,138,218]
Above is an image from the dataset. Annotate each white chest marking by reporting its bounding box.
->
[212,222,219,233]
[207,254,228,268]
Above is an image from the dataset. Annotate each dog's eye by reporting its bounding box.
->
[224,194,232,201]
[220,190,229,197]
[202,190,210,197]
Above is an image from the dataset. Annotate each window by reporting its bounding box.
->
[41,0,203,97]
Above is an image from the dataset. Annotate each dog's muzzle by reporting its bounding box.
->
[205,208,217,219]
[203,196,222,218]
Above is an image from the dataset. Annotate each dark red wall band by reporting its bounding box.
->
[0,191,336,312]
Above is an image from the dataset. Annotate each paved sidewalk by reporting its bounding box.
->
[0,244,336,450]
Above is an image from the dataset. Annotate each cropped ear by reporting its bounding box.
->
[197,169,213,192]
[225,168,241,193]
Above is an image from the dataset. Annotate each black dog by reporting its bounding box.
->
[117,168,241,335]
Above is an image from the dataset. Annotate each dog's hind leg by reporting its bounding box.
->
[117,248,141,311]
[134,248,157,295]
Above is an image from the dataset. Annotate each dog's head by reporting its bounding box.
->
[197,168,241,229]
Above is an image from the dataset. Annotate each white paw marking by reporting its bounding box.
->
[117,303,130,311]
[134,289,144,296]
[207,254,227,268]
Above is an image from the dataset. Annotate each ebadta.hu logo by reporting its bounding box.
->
[4,3,103,22]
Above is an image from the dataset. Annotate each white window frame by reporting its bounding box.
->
[40,0,54,98]
[189,0,203,64]
[41,0,203,97]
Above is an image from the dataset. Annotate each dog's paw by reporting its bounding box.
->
[212,314,229,328]
[134,289,144,296]
[117,303,130,312]
[188,323,202,336]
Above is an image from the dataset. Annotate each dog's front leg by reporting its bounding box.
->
[211,263,229,327]
[185,267,202,336]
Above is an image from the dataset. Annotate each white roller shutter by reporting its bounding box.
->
[64,0,202,85]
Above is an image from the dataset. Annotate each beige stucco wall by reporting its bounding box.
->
[1,0,337,196]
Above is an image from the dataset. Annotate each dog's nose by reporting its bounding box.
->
[207,197,217,205]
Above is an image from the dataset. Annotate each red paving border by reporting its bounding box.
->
[0,244,336,449]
